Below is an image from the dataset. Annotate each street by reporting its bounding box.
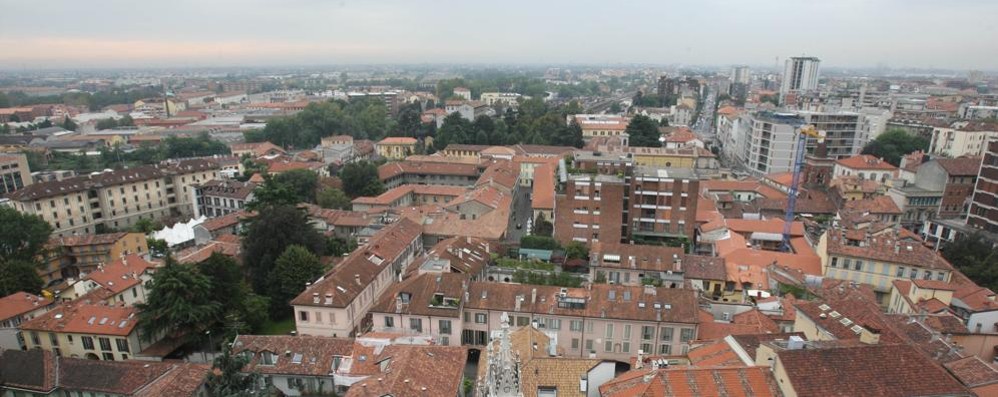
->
[506,186,533,243]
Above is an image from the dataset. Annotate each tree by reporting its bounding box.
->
[942,233,998,292]
[131,218,162,234]
[272,169,318,204]
[552,121,584,148]
[204,343,262,397]
[247,174,298,210]
[317,187,352,210]
[147,238,169,258]
[61,117,77,131]
[533,213,554,237]
[0,259,44,296]
[269,245,325,316]
[521,235,560,250]
[326,237,357,257]
[564,241,589,261]
[435,113,472,150]
[0,207,53,261]
[242,205,325,295]
[339,161,385,198]
[200,254,269,335]
[136,259,222,343]
[626,115,662,147]
[861,129,930,166]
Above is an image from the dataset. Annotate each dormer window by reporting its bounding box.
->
[260,351,277,365]
[399,292,412,304]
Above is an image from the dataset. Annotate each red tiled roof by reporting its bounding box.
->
[377,137,417,145]
[835,154,897,171]
[777,344,969,397]
[83,254,156,294]
[0,292,53,322]
[20,301,137,336]
[600,366,782,397]
[935,157,982,176]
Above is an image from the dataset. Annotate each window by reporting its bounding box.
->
[623,325,632,340]
[659,344,671,355]
[909,268,918,279]
[517,316,530,327]
[102,352,115,361]
[923,271,932,280]
[604,341,613,352]
[896,266,905,277]
[854,260,863,271]
[937,272,946,281]
[585,339,594,352]
[570,320,583,332]
[116,339,129,353]
[440,320,452,335]
[622,342,630,353]
[843,259,852,269]
[464,312,470,323]
[831,257,838,268]
[385,316,395,328]
[260,351,276,365]
[410,318,423,332]
[82,336,95,350]
[642,326,655,340]
[48,333,58,346]
[546,318,561,330]
[641,343,652,354]
[680,328,694,342]
[99,337,112,351]
[605,324,614,339]
[475,313,487,324]
[538,387,558,397]
[299,311,309,322]
[661,327,673,341]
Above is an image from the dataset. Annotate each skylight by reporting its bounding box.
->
[292,353,303,364]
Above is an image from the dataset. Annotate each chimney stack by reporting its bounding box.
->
[354,274,361,285]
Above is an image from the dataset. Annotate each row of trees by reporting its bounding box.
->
[27,133,230,173]
[434,98,585,150]
[245,98,394,149]
[0,86,164,111]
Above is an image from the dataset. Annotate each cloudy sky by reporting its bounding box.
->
[1,0,995,70]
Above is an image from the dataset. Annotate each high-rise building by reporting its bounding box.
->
[730,65,750,85]
[0,153,32,196]
[780,57,821,99]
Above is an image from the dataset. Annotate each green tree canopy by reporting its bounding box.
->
[564,241,589,261]
[339,161,385,198]
[626,115,662,147]
[199,253,269,336]
[942,233,998,292]
[204,343,262,397]
[242,205,325,296]
[861,129,930,166]
[0,207,53,261]
[269,245,325,316]
[136,259,222,343]
[272,169,318,204]
[533,213,554,237]
[0,259,44,296]
[317,187,352,210]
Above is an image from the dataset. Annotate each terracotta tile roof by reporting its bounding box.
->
[464,283,699,325]
[842,195,902,215]
[232,335,354,376]
[377,160,479,180]
[882,314,966,362]
[688,338,745,367]
[133,363,210,397]
[230,141,285,157]
[175,240,241,264]
[732,309,781,332]
[199,210,252,232]
[723,218,806,236]
[591,242,684,272]
[370,272,468,318]
[344,345,467,397]
[697,310,778,341]
[406,236,491,276]
[351,184,465,207]
[292,218,422,308]
[20,300,138,336]
[475,160,520,192]
[8,160,220,201]
[195,179,256,200]
[935,157,982,176]
[0,292,53,321]
[729,332,806,359]
[700,179,787,199]
[58,357,177,395]
[83,254,156,294]
[835,154,898,171]
[825,229,954,271]
[949,271,998,312]
[663,127,699,143]
[599,366,782,397]
[681,255,726,281]
[266,160,325,174]
[0,349,56,393]
[912,279,958,291]
[776,344,969,397]
[52,232,130,247]
[943,356,998,388]
[793,297,900,343]
[377,137,418,145]
[530,163,556,210]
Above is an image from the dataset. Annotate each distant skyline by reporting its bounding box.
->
[1,0,996,70]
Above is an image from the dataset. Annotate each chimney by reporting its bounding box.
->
[672,254,681,271]
[786,335,805,350]
[531,288,537,304]
[354,274,361,285]
[860,327,881,345]
[324,293,333,305]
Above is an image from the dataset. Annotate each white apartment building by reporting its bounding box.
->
[780,56,821,99]
[928,122,998,158]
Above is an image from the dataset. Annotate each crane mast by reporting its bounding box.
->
[782,124,823,252]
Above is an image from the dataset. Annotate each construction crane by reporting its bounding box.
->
[782,124,824,252]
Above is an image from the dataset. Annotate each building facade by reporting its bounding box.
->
[0,153,31,196]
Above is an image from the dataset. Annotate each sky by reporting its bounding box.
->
[1,0,996,70]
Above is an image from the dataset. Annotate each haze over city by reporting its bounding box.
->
[1,0,996,69]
